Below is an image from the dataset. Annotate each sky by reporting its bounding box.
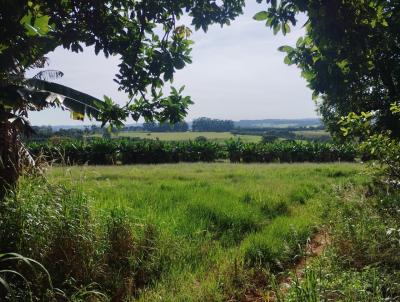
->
[27,2,316,126]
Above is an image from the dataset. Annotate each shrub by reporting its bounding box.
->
[27,138,223,165]
[226,141,356,163]
[27,138,358,165]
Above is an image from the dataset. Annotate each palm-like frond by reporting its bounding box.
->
[23,79,104,120]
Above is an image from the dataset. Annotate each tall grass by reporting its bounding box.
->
[280,185,400,301]
[0,177,170,301]
[51,163,364,300]
[0,163,366,301]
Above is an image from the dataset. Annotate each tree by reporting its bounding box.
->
[192,117,234,132]
[254,0,400,138]
[143,121,189,132]
[0,0,245,196]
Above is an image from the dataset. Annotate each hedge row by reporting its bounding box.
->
[27,139,357,165]
[226,140,356,163]
[27,139,222,165]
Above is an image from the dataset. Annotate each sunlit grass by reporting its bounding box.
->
[90,131,261,143]
[48,163,366,300]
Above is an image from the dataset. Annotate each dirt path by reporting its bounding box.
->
[279,230,330,291]
[244,230,331,302]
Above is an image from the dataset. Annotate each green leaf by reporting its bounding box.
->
[301,70,315,81]
[278,45,294,53]
[312,91,319,101]
[34,15,51,35]
[25,79,104,119]
[253,11,269,21]
[273,24,281,35]
[296,37,304,48]
[282,23,291,35]
[174,58,185,70]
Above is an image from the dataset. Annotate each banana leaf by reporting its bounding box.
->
[24,79,104,120]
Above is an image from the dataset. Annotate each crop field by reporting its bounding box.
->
[104,131,262,143]
[48,162,365,300]
[294,130,331,140]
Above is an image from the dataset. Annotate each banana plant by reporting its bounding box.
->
[0,70,116,198]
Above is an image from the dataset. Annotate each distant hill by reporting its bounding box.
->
[234,118,322,128]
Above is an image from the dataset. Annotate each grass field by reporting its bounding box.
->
[104,131,262,143]
[294,129,331,140]
[49,163,365,300]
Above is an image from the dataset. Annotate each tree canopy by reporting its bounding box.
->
[255,0,400,137]
[143,121,189,132]
[0,0,245,193]
[1,0,245,127]
[192,117,234,132]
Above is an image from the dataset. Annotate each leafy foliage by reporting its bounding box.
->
[1,0,245,126]
[226,140,356,163]
[28,138,223,164]
[192,117,235,132]
[255,0,400,137]
[0,0,245,190]
[143,121,189,132]
[27,138,357,165]
[339,103,400,186]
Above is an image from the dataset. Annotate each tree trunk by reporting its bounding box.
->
[377,61,400,137]
[0,108,20,200]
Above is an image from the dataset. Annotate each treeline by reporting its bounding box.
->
[192,117,234,132]
[28,125,122,141]
[142,121,189,132]
[29,126,88,140]
[27,139,356,165]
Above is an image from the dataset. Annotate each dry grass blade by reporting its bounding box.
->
[4,253,53,289]
[0,252,54,300]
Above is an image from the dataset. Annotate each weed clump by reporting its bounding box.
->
[281,188,400,301]
[242,215,317,271]
[187,199,262,245]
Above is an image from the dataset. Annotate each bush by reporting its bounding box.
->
[28,138,222,165]
[226,141,356,163]
[27,138,357,165]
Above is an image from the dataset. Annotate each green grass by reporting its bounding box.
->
[47,163,366,300]
[294,130,331,140]
[93,131,262,143]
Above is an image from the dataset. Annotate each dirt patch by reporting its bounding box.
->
[281,230,330,288]
[249,230,331,302]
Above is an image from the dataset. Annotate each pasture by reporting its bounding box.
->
[294,129,332,140]
[48,162,365,300]
[102,131,262,143]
